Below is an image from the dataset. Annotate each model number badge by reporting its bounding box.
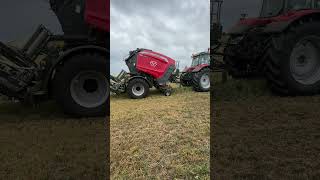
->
[150,61,157,67]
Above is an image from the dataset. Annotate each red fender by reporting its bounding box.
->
[192,64,210,73]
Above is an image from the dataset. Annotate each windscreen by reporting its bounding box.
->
[287,0,313,10]
[316,0,320,8]
[192,54,210,66]
[260,0,284,17]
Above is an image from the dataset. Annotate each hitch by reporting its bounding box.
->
[110,70,128,94]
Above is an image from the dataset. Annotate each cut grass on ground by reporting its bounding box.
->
[0,101,107,179]
[212,74,320,179]
[111,84,210,179]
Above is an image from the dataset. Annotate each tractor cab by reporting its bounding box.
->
[191,52,211,67]
[260,0,319,18]
[183,52,210,73]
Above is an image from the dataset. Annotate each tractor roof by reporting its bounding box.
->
[192,51,209,58]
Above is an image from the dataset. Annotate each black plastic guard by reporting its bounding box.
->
[50,0,89,36]
[156,65,175,85]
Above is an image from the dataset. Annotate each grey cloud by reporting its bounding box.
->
[111,0,210,74]
[0,0,62,42]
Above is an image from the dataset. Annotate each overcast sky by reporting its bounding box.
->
[110,0,210,74]
[0,0,61,42]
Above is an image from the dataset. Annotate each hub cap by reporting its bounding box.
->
[132,83,145,96]
[70,71,109,108]
[200,74,210,89]
[290,37,320,85]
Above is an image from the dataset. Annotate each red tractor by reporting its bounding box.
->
[180,51,211,92]
[110,49,176,99]
[0,0,109,117]
[221,0,320,95]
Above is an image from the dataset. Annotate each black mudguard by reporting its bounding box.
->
[156,65,175,84]
[42,45,108,94]
[128,76,153,88]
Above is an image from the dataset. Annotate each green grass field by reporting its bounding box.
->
[110,84,210,179]
[0,100,107,179]
[212,72,320,179]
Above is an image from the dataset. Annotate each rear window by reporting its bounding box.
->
[315,0,320,8]
[287,0,312,10]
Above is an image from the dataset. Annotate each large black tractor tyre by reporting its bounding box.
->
[53,52,109,117]
[265,21,320,95]
[180,72,192,87]
[224,43,251,78]
[192,68,211,92]
[127,78,150,99]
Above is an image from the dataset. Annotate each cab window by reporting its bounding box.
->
[315,0,320,8]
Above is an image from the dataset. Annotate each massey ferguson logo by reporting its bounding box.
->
[150,61,157,67]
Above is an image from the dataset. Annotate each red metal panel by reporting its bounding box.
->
[85,0,110,32]
[183,64,210,73]
[236,10,320,26]
[192,64,210,72]
[136,50,176,79]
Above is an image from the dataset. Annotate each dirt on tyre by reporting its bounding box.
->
[127,78,149,99]
[192,68,211,92]
[265,21,320,95]
[53,52,109,117]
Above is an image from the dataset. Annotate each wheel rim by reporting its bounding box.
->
[70,71,109,108]
[290,37,320,85]
[132,83,145,96]
[200,74,210,89]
